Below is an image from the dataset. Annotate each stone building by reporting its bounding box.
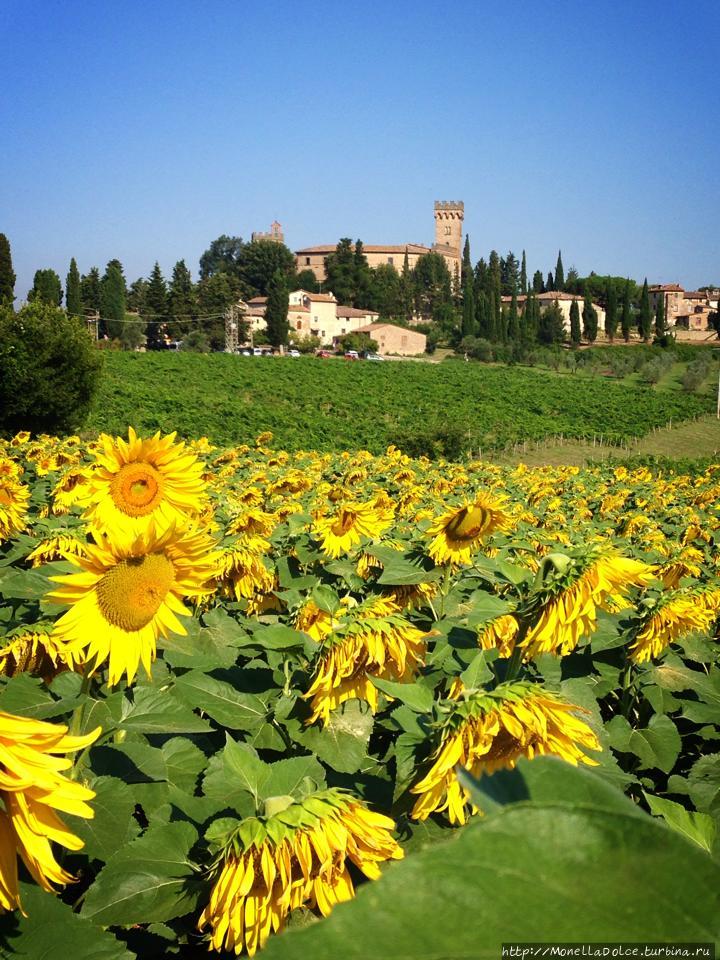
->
[649,284,718,331]
[503,291,606,335]
[294,201,464,283]
[244,290,382,346]
[354,323,427,356]
[251,221,284,244]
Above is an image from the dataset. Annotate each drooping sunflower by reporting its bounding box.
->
[84,428,207,537]
[198,789,402,957]
[51,467,93,515]
[47,525,218,685]
[312,500,393,559]
[520,553,655,659]
[217,545,275,602]
[305,608,427,725]
[425,493,511,565]
[410,682,601,825]
[478,613,520,658]
[0,632,69,680]
[0,477,30,541]
[26,532,87,567]
[0,712,99,913]
[628,590,719,663]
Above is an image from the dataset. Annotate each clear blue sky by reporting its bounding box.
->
[2,0,718,300]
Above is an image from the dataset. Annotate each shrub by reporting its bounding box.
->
[0,302,103,435]
[180,330,210,353]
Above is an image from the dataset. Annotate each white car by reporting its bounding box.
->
[288,349,301,358]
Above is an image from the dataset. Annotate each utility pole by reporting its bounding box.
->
[224,300,248,353]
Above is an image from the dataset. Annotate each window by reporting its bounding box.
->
[305,257,311,265]
[387,257,394,266]
[444,225,451,236]
[401,335,407,346]
[296,321,302,330]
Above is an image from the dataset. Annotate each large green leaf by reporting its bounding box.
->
[117,685,212,734]
[0,882,133,959]
[260,802,719,959]
[71,775,141,861]
[287,700,373,774]
[80,821,202,926]
[173,670,268,731]
[645,793,717,854]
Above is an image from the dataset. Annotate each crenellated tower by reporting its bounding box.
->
[433,201,464,259]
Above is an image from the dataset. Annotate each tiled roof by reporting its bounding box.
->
[649,284,684,292]
[336,305,379,318]
[295,243,431,255]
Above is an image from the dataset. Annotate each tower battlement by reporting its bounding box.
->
[434,201,464,212]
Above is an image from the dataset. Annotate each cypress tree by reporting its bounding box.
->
[546,270,555,291]
[100,260,127,338]
[621,281,632,342]
[507,290,520,341]
[265,269,289,347]
[168,260,196,340]
[488,251,502,337]
[0,234,16,306]
[654,291,666,338]
[487,290,498,341]
[146,262,168,317]
[582,292,598,343]
[570,298,581,345]
[520,250,527,294]
[65,258,81,317]
[80,268,101,314]
[461,270,475,337]
[638,278,652,341]
[555,251,565,291]
[475,290,489,338]
[605,283,618,341]
[461,236,472,286]
[29,269,63,306]
[532,269,544,293]
[400,250,414,323]
[499,305,509,343]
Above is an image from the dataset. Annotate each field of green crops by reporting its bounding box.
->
[87,353,712,454]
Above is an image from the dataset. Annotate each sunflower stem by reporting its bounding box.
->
[620,659,636,719]
[502,617,530,682]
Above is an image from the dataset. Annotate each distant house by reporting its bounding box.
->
[649,284,718,331]
[502,292,606,335]
[354,323,426,356]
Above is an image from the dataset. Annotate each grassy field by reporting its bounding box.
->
[86,352,714,456]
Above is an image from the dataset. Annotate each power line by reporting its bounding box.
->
[67,311,229,325]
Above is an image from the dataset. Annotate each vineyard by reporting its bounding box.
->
[86,353,713,456]
[0,427,717,957]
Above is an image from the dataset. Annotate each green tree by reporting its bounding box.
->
[369,264,402,318]
[65,258,82,318]
[582,293,598,343]
[144,262,169,348]
[602,284,616,342]
[500,251,519,295]
[555,251,565,290]
[353,240,373,307]
[0,301,102,435]
[0,233,16,306]
[538,300,565,344]
[546,270,555,291]
[621,281,633,342]
[80,267,101,314]
[488,251,502,334]
[168,260,196,340]
[400,251,414,324]
[127,278,148,315]
[638,278,652,341]
[199,235,245,280]
[532,269,544,293]
[507,290,520,341]
[240,240,295,297]
[29,269,62,306]
[119,314,146,351]
[566,265,579,288]
[180,329,211,353]
[196,272,238,349]
[461,236,472,287]
[461,269,475,337]
[521,291,539,343]
[520,250,527,294]
[265,270,289,348]
[100,260,127,338]
[569,298,581,345]
[325,239,356,306]
[413,251,453,322]
[654,291,666,338]
[294,269,320,293]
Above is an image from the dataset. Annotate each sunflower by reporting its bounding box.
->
[0,477,30,541]
[47,525,218,685]
[51,467,93,515]
[217,545,274,602]
[84,428,207,537]
[657,546,705,589]
[425,493,511,565]
[312,500,392,559]
[410,682,601,825]
[520,554,655,659]
[0,632,69,680]
[478,613,520,658]
[628,591,719,663]
[0,712,99,913]
[198,789,402,957]
[305,610,427,725]
[26,533,87,567]
[294,599,337,642]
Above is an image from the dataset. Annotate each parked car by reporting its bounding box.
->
[315,349,333,358]
[288,349,301,358]
[344,350,360,361]
[363,352,385,362]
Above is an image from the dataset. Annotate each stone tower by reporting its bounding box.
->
[433,201,464,258]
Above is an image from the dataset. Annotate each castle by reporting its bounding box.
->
[293,201,464,282]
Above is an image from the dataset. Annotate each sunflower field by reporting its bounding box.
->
[0,428,718,957]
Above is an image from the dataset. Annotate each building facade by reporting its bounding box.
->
[251,221,284,244]
[503,292,607,336]
[354,323,427,356]
[649,284,718,331]
[294,201,464,283]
